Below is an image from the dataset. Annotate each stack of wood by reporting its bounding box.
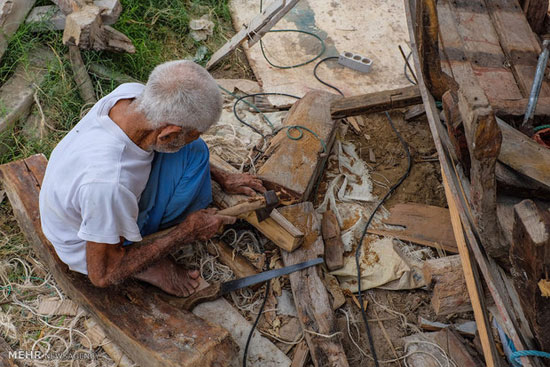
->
[407,0,550,365]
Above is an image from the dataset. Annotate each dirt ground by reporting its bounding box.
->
[319,110,475,367]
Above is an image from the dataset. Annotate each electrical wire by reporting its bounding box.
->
[313,56,345,96]
[242,280,270,367]
[354,111,412,367]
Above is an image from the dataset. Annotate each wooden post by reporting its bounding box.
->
[511,199,550,352]
[279,203,349,367]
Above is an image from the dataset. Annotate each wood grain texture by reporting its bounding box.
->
[0,154,238,367]
[258,90,338,201]
[279,203,349,367]
[206,239,258,279]
[497,117,550,189]
[0,336,19,367]
[484,0,550,97]
[511,199,550,353]
[329,85,422,118]
[321,210,344,271]
[368,203,458,253]
[424,255,472,315]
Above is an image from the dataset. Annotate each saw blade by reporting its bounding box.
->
[219,257,324,295]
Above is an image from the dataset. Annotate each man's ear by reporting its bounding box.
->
[158,125,182,141]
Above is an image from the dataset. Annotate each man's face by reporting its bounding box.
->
[152,127,201,153]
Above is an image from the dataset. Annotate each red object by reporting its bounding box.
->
[534,128,550,148]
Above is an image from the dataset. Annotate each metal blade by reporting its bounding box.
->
[219,257,324,295]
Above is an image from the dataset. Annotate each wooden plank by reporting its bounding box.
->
[321,210,344,271]
[205,0,287,70]
[491,97,550,117]
[69,45,96,105]
[330,85,422,119]
[484,0,550,97]
[0,154,238,367]
[257,90,338,201]
[0,0,36,60]
[510,199,550,352]
[442,172,500,367]
[209,153,303,252]
[496,162,550,200]
[290,340,309,367]
[438,0,523,101]
[497,117,550,189]
[279,203,349,367]
[521,0,549,34]
[368,203,458,254]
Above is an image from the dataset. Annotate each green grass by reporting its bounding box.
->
[0,0,236,164]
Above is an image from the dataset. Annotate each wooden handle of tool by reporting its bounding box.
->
[163,282,222,311]
[217,197,266,217]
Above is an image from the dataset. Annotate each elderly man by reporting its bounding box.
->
[39,60,265,297]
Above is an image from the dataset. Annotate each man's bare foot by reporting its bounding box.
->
[133,257,202,297]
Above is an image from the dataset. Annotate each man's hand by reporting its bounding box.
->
[181,208,236,241]
[210,164,266,197]
[219,172,267,196]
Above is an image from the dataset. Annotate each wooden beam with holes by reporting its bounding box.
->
[330,85,422,119]
[0,154,238,367]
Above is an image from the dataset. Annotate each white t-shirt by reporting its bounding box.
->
[39,83,154,275]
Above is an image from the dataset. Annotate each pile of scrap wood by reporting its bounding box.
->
[406,0,550,365]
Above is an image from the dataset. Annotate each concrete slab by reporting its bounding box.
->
[0,47,55,134]
[0,0,36,59]
[229,0,412,105]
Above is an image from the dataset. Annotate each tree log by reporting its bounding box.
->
[62,4,134,53]
[511,199,550,354]
[279,203,349,367]
[423,255,472,315]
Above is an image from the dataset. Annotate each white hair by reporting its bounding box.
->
[135,60,222,132]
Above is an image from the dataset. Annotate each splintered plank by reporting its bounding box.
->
[279,202,349,367]
[484,0,550,97]
[0,154,237,367]
[258,91,338,201]
[437,0,522,101]
[368,203,458,253]
[0,0,36,59]
[330,85,422,119]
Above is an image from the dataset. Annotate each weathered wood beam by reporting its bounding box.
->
[520,0,549,35]
[368,203,459,254]
[329,85,422,119]
[279,203,349,367]
[484,0,550,97]
[511,199,550,353]
[321,210,344,271]
[424,255,473,315]
[496,162,550,200]
[257,90,339,201]
[491,97,550,117]
[0,154,238,367]
[442,173,501,367]
[497,117,550,190]
[0,0,36,60]
[68,45,96,105]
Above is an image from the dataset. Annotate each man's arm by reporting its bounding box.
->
[210,163,266,196]
[86,209,235,288]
